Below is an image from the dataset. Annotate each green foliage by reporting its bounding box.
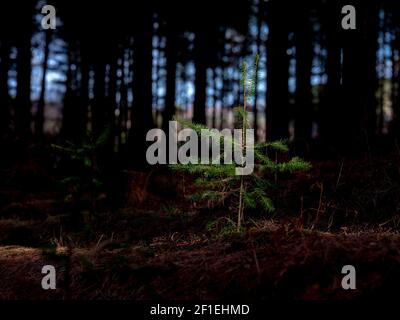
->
[52,128,110,169]
[171,56,310,230]
[52,128,111,214]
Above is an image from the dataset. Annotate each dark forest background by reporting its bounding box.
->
[2,0,400,301]
[1,0,400,161]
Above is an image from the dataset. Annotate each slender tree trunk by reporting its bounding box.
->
[62,47,75,139]
[79,45,89,139]
[391,43,397,132]
[320,0,341,150]
[253,0,264,141]
[128,2,154,167]
[220,68,227,130]
[35,30,51,137]
[395,32,400,138]
[212,69,219,129]
[0,39,11,138]
[391,29,399,138]
[92,57,106,138]
[266,0,290,141]
[294,4,313,145]
[193,31,207,124]
[62,42,89,142]
[162,24,177,132]
[359,1,378,153]
[340,0,378,153]
[106,48,118,155]
[119,46,129,145]
[15,2,34,137]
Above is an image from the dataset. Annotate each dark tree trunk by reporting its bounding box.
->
[62,43,89,142]
[15,2,34,137]
[391,40,398,136]
[362,3,379,146]
[92,57,106,138]
[220,68,227,130]
[61,48,75,139]
[128,2,154,167]
[162,24,177,132]
[0,39,11,138]
[212,69,219,129]
[78,45,90,139]
[193,31,207,124]
[104,48,118,155]
[253,0,264,141]
[118,45,129,145]
[266,0,290,141]
[294,4,313,144]
[35,30,51,137]
[395,32,400,138]
[340,0,378,153]
[320,0,342,150]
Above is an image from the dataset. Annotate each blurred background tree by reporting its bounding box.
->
[0,0,399,164]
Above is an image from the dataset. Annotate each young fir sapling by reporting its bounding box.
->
[171,56,310,231]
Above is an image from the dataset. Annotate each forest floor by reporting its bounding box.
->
[1,145,400,300]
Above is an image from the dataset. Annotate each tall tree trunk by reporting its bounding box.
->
[294,4,313,145]
[15,2,34,137]
[340,0,378,153]
[320,0,342,150]
[220,68,227,130]
[62,42,88,142]
[35,30,51,137]
[92,57,106,137]
[391,40,398,137]
[363,3,379,146]
[193,30,207,124]
[105,48,118,155]
[212,69,219,129]
[265,0,290,141]
[78,44,89,139]
[395,31,400,138]
[162,24,177,132]
[0,39,11,138]
[119,45,129,146]
[128,2,154,167]
[253,0,264,141]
